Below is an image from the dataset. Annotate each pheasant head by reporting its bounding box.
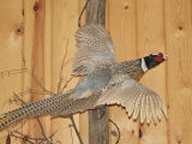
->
[142,52,167,72]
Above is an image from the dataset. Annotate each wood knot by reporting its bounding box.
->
[124,4,129,10]
[178,140,182,144]
[131,129,135,135]
[22,9,25,16]
[111,130,117,137]
[178,26,183,31]
[33,3,39,12]
[15,26,24,36]
[139,128,143,138]
[175,26,184,39]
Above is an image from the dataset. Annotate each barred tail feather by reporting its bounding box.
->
[0,108,27,131]
[0,91,72,131]
[0,90,100,131]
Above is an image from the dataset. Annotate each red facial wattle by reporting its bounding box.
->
[154,53,164,63]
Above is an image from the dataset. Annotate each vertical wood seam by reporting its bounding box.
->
[162,0,171,144]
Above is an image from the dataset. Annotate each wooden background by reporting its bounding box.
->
[0,0,192,143]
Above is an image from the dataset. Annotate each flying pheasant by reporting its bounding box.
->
[0,24,167,131]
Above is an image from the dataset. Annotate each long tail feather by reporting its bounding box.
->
[0,92,69,131]
[0,91,100,131]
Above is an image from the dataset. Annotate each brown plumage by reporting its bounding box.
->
[0,24,167,131]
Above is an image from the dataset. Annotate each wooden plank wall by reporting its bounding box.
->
[0,0,191,144]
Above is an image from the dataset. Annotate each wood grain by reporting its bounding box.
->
[136,0,167,144]
[164,0,192,143]
[28,0,47,139]
[49,0,79,143]
[106,0,139,143]
[0,0,192,144]
[0,0,24,143]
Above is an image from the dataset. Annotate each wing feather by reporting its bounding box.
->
[127,90,139,117]
[132,92,142,120]
[145,95,151,123]
[150,95,158,123]
[97,74,167,124]
[72,24,116,75]
[140,93,146,123]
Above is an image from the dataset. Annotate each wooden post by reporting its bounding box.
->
[85,0,109,144]
[86,0,106,25]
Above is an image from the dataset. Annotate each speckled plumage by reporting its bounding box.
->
[0,24,167,131]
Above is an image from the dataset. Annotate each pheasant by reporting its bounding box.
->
[0,24,167,131]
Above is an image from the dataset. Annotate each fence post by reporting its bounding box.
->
[85,0,109,144]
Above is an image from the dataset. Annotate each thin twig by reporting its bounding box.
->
[0,67,27,79]
[36,117,52,144]
[9,132,35,144]
[56,37,83,143]
[60,76,74,94]
[23,68,56,95]
[18,89,54,97]
[69,115,84,144]
[10,130,55,144]
[1,67,55,95]
[12,92,53,144]
[69,123,74,144]
[57,39,69,94]
[30,73,56,96]
[78,0,91,27]
[12,92,27,105]
[109,118,121,144]
[65,1,92,143]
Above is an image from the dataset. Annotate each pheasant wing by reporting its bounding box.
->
[72,24,116,75]
[97,74,167,124]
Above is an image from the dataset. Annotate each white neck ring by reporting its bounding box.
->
[141,58,148,72]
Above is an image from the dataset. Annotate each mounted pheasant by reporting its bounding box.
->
[0,24,167,131]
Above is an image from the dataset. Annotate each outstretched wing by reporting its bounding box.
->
[97,74,167,124]
[72,24,116,75]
